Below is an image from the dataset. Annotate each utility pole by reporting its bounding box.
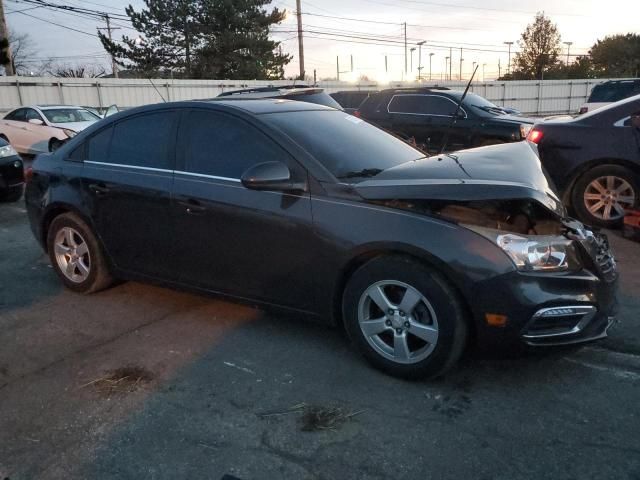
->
[98,15,120,78]
[482,63,486,81]
[563,41,573,65]
[385,55,388,73]
[459,48,463,80]
[429,53,434,81]
[410,47,416,73]
[504,41,513,75]
[0,0,14,75]
[449,47,452,81]
[498,58,501,79]
[296,0,305,80]
[445,56,450,80]
[350,54,353,72]
[403,22,407,75]
[336,56,339,81]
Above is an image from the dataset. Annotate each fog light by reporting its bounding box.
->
[485,313,508,327]
[538,307,583,317]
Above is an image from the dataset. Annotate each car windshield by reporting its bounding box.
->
[264,110,424,180]
[42,108,100,123]
[589,82,639,103]
[465,93,506,115]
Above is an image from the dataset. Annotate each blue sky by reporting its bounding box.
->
[5,0,639,80]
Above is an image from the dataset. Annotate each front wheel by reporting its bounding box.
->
[47,213,114,293]
[342,255,468,379]
[571,165,639,228]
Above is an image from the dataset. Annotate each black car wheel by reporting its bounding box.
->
[0,185,23,202]
[342,255,468,379]
[572,165,639,228]
[47,213,114,293]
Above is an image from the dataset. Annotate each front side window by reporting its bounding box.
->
[108,111,175,170]
[25,109,43,122]
[181,110,288,179]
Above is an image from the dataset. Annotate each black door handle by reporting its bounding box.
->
[89,183,110,195]
[178,199,206,215]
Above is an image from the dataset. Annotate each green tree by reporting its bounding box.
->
[589,34,640,78]
[512,12,562,80]
[99,0,290,80]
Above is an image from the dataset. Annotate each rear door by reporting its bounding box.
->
[2,108,29,152]
[171,108,315,309]
[79,109,179,279]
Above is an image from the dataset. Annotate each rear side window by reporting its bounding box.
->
[180,110,287,179]
[108,111,175,170]
[87,127,113,163]
[5,108,27,121]
[589,82,640,103]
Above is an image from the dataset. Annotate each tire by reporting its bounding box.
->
[0,185,23,203]
[571,164,639,228]
[46,212,114,293]
[49,138,64,152]
[342,255,468,379]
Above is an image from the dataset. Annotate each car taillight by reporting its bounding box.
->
[24,166,33,183]
[579,106,588,114]
[527,129,543,144]
[353,110,361,118]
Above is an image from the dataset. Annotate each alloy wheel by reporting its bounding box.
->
[583,175,635,221]
[54,227,91,283]
[357,280,439,365]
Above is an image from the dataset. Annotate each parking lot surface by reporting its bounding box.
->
[1,201,639,480]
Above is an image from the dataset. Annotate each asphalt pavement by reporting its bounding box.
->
[1,201,639,480]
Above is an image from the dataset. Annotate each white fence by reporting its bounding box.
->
[0,76,625,116]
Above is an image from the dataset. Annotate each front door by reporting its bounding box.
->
[171,108,315,310]
[79,109,179,279]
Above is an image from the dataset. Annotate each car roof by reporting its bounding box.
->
[194,98,334,114]
[577,93,640,122]
[36,105,84,110]
[218,86,322,98]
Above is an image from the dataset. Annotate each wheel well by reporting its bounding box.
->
[41,206,71,251]
[564,158,640,207]
[332,250,477,342]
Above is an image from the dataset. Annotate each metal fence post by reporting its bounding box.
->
[165,83,171,101]
[536,81,542,115]
[567,81,573,113]
[502,82,506,106]
[15,78,23,106]
[57,81,65,104]
[95,81,103,108]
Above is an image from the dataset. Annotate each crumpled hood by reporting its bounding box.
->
[49,120,97,132]
[354,141,564,216]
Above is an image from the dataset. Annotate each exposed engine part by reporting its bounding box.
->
[373,199,564,236]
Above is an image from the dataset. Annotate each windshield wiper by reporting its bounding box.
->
[337,168,384,180]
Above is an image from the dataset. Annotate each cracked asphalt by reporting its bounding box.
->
[1,200,639,480]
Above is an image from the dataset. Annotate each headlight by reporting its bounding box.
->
[519,124,532,139]
[467,225,581,272]
[0,144,18,158]
[62,129,77,138]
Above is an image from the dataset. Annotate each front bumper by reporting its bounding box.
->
[470,227,618,349]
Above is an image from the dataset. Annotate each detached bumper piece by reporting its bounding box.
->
[623,210,640,242]
[522,305,615,346]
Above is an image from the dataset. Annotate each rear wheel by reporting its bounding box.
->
[47,213,114,293]
[342,255,468,379]
[572,165,639,228]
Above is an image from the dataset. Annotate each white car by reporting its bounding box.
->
[0,105,100,154]
[579,79,640,114]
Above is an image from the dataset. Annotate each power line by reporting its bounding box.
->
[11,9,99,37]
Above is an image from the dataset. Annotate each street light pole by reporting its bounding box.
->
[563,41,573,65]
[410,47,416,73]
[445,56,450,80]
[417,41,425,81]
[429,53,434,81]
[504,41,514,75]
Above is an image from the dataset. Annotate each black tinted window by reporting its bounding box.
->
[182,110,286,178]
[108,111,175,169]
[429,97,458,116]
[25,109,43,122]
[590,82,640,103]
[5,108,27,121]
[388,95,429,114]
[88,127,113,163]
[264,110,422,180]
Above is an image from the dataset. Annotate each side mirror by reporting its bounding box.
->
[241,161,305,192]
[28,118,44,126]
[631,114,640,130]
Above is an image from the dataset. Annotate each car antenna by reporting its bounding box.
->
[438,65,478,155]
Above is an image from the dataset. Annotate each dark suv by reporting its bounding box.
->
[356,87,534,152]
